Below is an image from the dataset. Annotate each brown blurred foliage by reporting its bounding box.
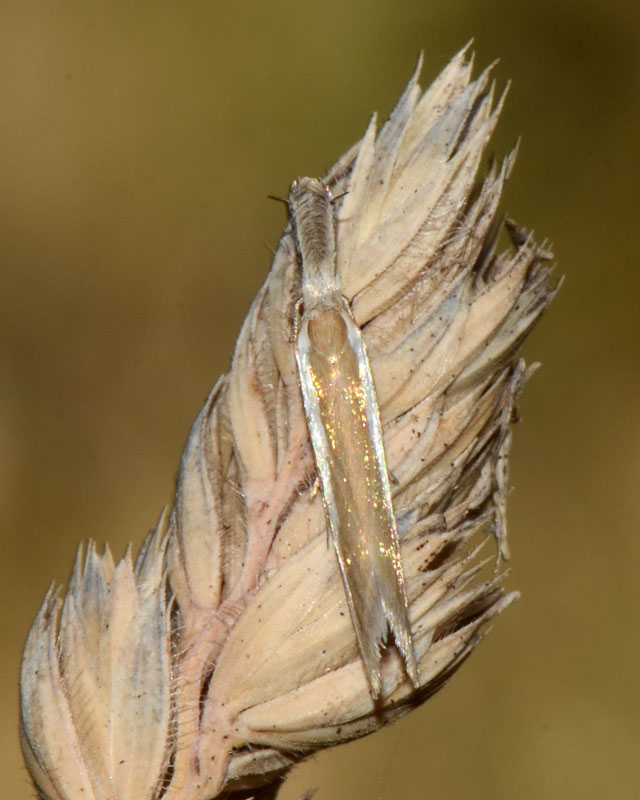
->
[2,2,639,799]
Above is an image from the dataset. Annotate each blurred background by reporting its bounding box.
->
[2,1,638,798]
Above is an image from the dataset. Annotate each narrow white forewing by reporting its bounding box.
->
[290,178,418,699]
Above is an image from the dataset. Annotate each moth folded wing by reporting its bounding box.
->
[296,304,417,698]
[345,309,420,685]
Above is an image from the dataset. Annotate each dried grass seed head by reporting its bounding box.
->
[20,46,556,800]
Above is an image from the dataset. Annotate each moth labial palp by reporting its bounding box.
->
[289,176,419,700]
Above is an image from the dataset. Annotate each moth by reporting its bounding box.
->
[290,177,419,700]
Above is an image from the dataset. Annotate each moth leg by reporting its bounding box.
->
[292,297,304,340]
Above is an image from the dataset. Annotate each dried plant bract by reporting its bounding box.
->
[21,47,557,800]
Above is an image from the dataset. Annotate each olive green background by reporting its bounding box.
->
[2,2,638,798]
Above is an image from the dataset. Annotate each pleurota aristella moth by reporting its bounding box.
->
[290,177,419,700]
